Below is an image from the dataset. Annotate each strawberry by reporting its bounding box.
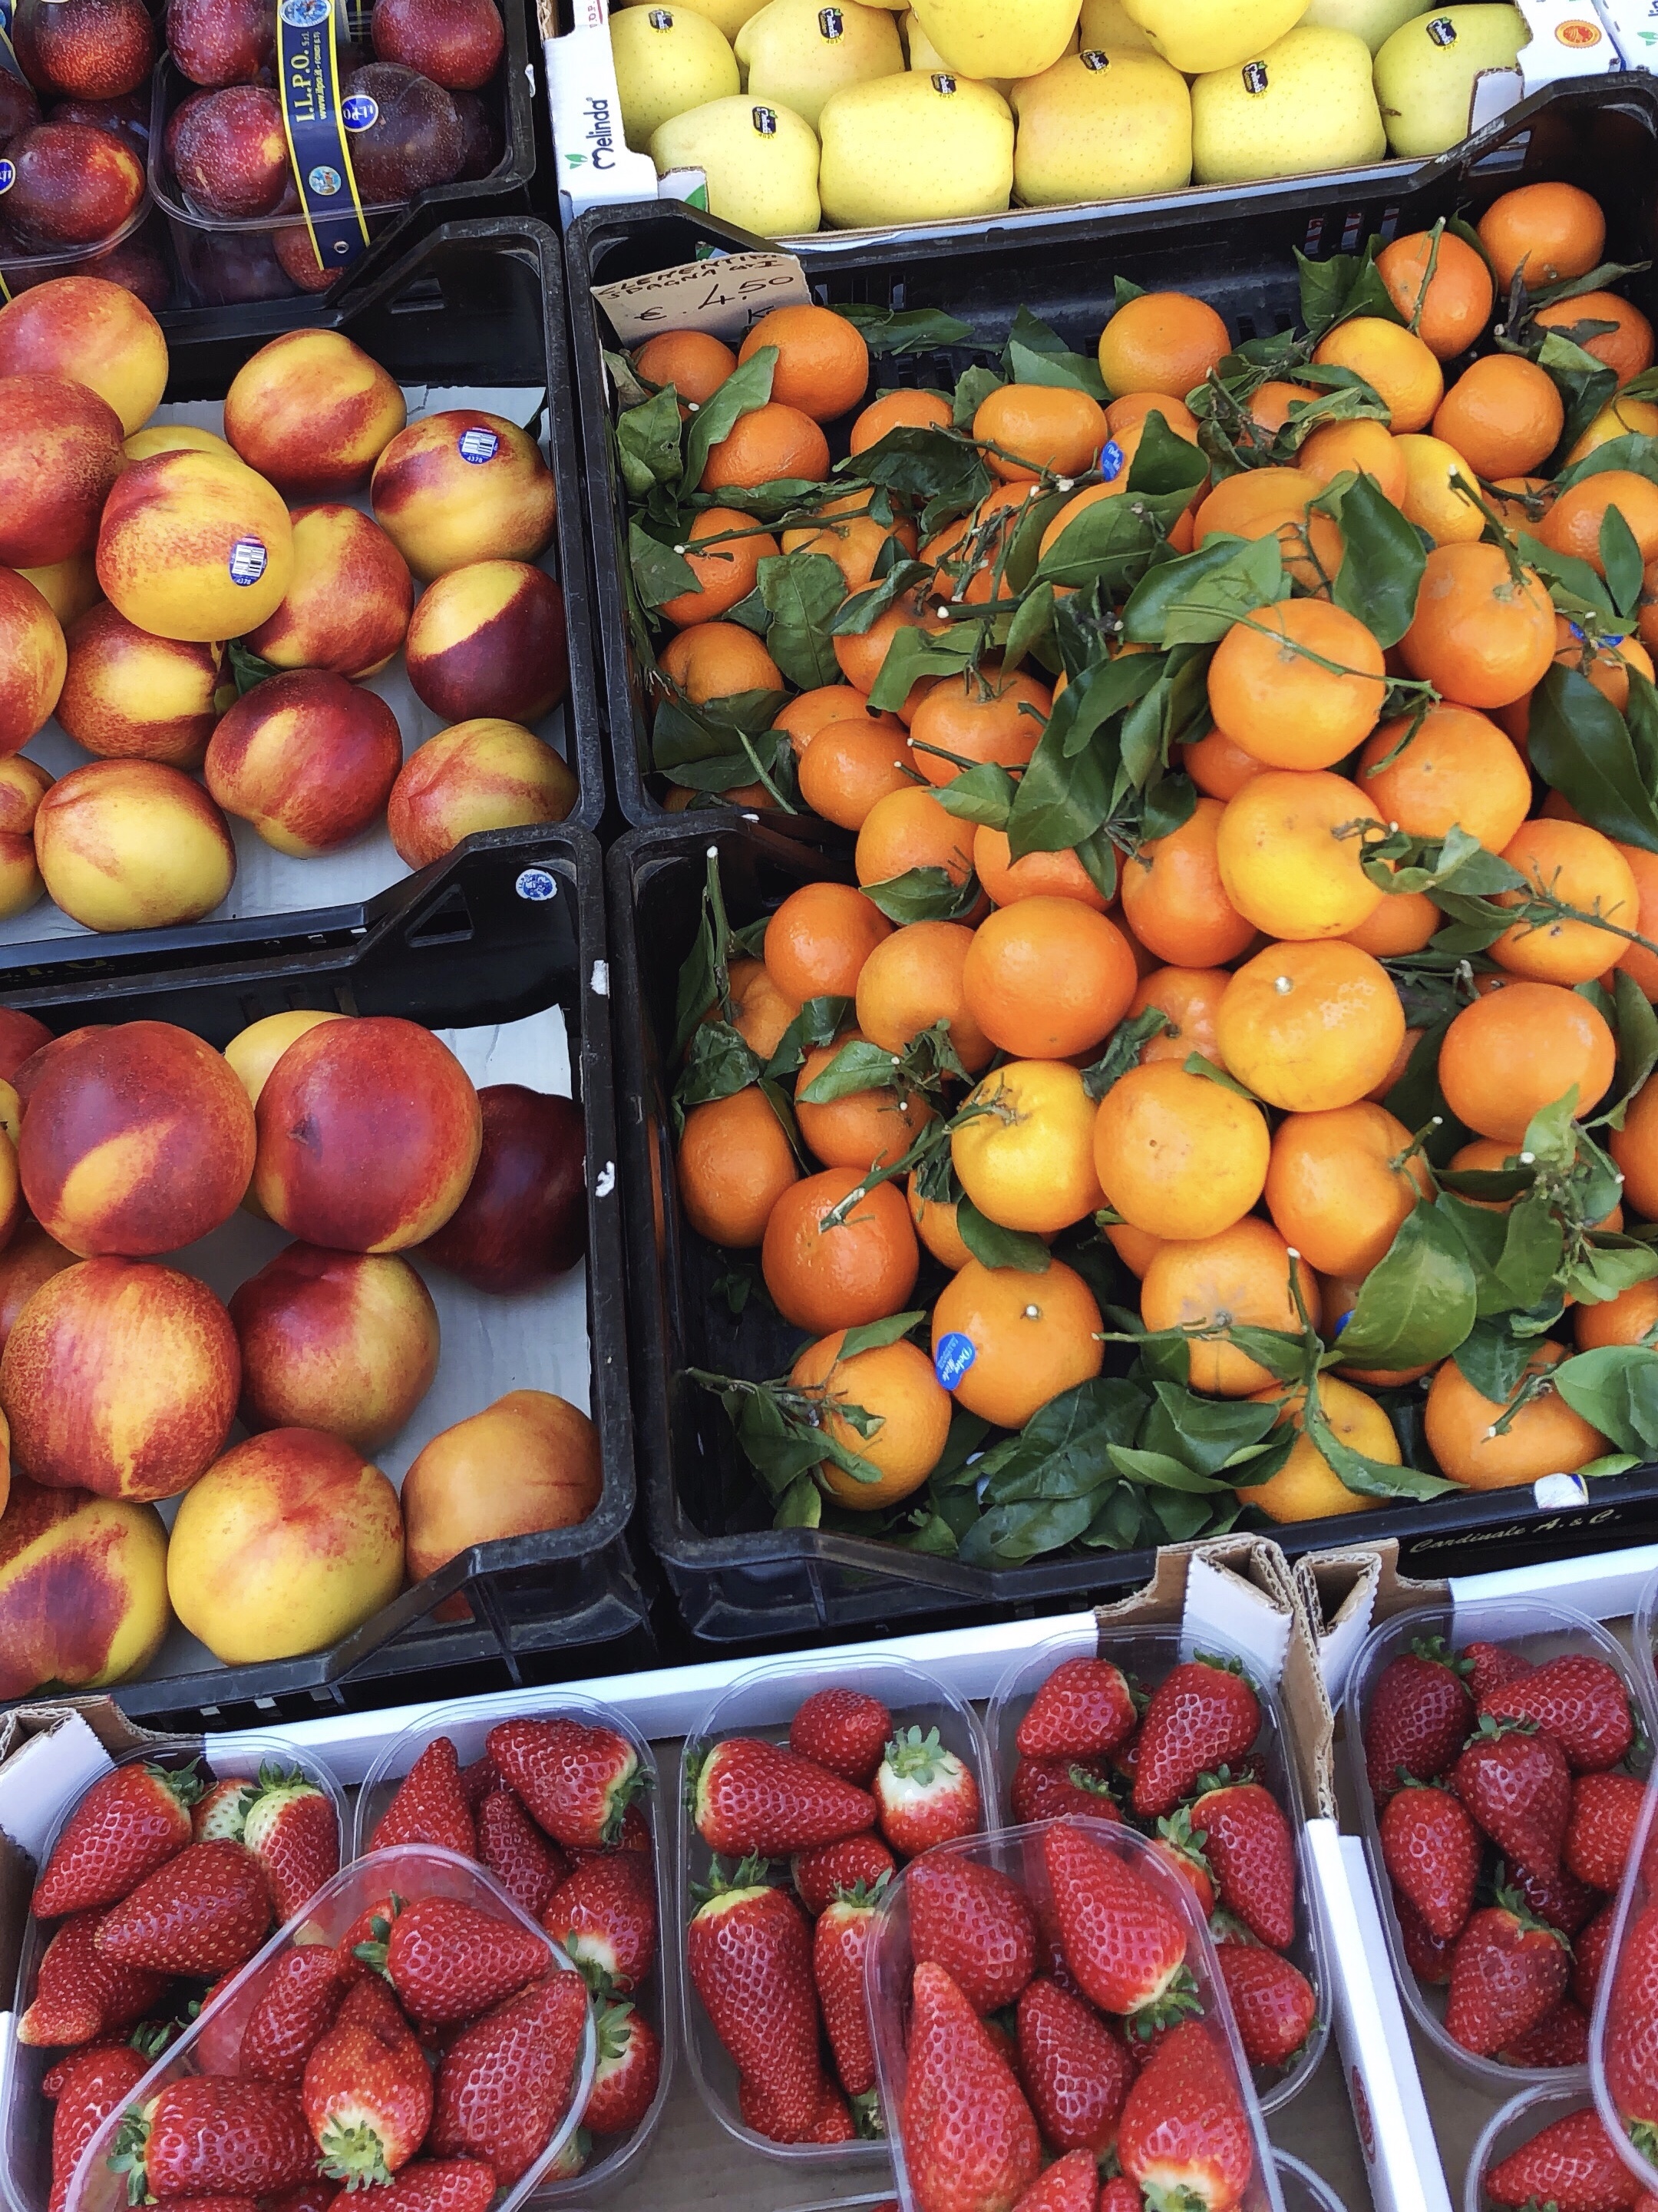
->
[1015,1975,1134,2156]
[1486,2106,1640,2211]
[1444,1889,1570,2055]
[876,1728,982,1857]
[46,2041,151,2212]
[1098,2183,1143,2212]
[1377,1781,1479,1942]
[1498,1995,1592,2068]
[1567,1770,1646,1893]
[18,1909,167,2047]
[35,1762,203,1919]
[790,1688,893,1786]
[1480,1652,1635,1773]
[111,2078,318,2199]
[540,2125,590,2181]
[268,2179,343,2212]
[372,1741,476,1861]
[1117,2020,1254,2212]
[241,1941,352,2083]
[243,1768,339,1925]
[686,1858,823,2143]
[457,1756,499,1812]
[692,1736,875,1857]
[477,1791,567,1920]
[1011,1759,1120,1827]
[1513,1855,1603,1939]
[194,1779,258,1843]
[1147,1815,1214,1919]
[487,1718,643,1851]
[814,1883,883,2098]
[1452,1717,1570,1877]
[583,1999,660,2136]
[1578,1900,1620,2010]
[369,1896,550,2028]
[1132,1659,1259,1820]
[1214,1944,1315,2070]
[541,1849,656,1992]
[1042,1821,1197,2027]
[361,2161,496,2212]
[1461,1640,1534,1704]
[94,1840,272,1979]
[792,1832,895,1917]
[1016,1658,1138,1762]
[909,1853,1037,2015]
[431,1969,591,2184]
[1184,1780,1293,1950]
[1011,2149,1099,2212]
[302,1974,432,2187]
[804,2084,857,2143]
[1605,1901,1658,2144]
[1362,1638,1474,1802]
[902,1962,1042,2212]
[738,2075,859,2145]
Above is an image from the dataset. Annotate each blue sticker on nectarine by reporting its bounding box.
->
[458,428,500,465]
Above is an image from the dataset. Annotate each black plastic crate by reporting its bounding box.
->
[568,74,1658,831]
[0,824,647,1730]
[612,819,1658,1645]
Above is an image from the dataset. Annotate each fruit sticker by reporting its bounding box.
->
[1242,59,1269,91]
[751,104,777,135]
[934,1331,976,1389]
[340,92,378,131]
[0,158,12,193]
[1099,438,1126,481]
[932,73,956,93]
[457,426,500,465]
[1427,15,1458,41]
[1082,49,1109,69]
[819,8,844,37]
[228,537,269,587]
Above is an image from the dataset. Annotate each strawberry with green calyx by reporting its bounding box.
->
[1016,1658,1139,1763]
[691,1735,875,1858]
[342,1896,405,1980]
[360,2161,496,2212]
[1147,1809,1214,1919]
[1015,1975,1135,2157]
[477,1791,567,1921]
[1486,2105,1641,2212]
[487,1717,644,1852]
[242,1941,353,2084]
[541,1849,656,1993]
[908,1852,1036,2015]
[1042,1821,1199,2030]
[1009,2149,1099,2212]
[792,1832,895,1917]
[583,1999,661,2137]
[18,1909,167,2047]
[1185,1777,1294,1951]
[372,1741,476,1861]
[1512,1853,1600,1939]
[687,1856,823,2144]
[1010,1758,1121,1828]
[1453,1715,1571,1878]
[875,1728,981,1857]
[302,1975,432,2189]
[814,1877,886,2098]
[110,2077,318,2203]
[194,1778,259,1843]
[1444,1886,1570,2056]
[431,1969,591,2185]
[1132,1659,1260,1821]
[791,1687,893,1787]
[1461,1640,1533,1704]
[1362,1637,1475,1803]
[1214,1944,1316,2070]
[35,1762,203,1919]
[243,1766,339,1924]
[1117,2021,1255,2212]
[367,1896,549,2028]
[1378,1777,1480,1943]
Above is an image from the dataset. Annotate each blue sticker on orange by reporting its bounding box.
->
[1099,439,1125,482]
[934,1332,976,1389]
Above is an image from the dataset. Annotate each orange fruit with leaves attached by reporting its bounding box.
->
[1490,818,1639,986]
[931,1256,1104,1429]
[1438,979,1616,1142]
[1534,292,1655,389]
[1576,1278,1658,1351]
[1478,182,1606,289]
[1399,541,1556,709]
[1614,841,1658,1001]
[973,384,1110,484]
[1245,1374,1399,1523]
[1183,726,1267,802]
[1118,797,1254,967]
[659,622,783,705]
[850,389,952,455]
[1141,1217,1318,1398]
[1501,619,1655,748]
[1312,318,1444,435]
[857,786,975,892]
[775,686,897,756]
[1244,381,1313,438]
[973,824,1108,911]
[762,1167,918,1336]
[1567,394,1658,465]
[1108,392,1200,441]
[1425,1341,1607,1490]
[739,304,870,424]
[1230,504,1346,596]
[1610,1075,1658,1219]
[1214,769,1385,942]
[699,402,831,494]
[908,1172,973,1271]
[1098,292,1230,402]
[1207,600,1386,772]
[789,1328,950,1509]
[1193,467,1319,545]
[1343,893,1439,957]
[795,1029,931,1172]
[953,1059,1105,1236]
[1263,1102,1431,1278]
[1217,940,1405,1113]
[1431,354,1564,481]
[765,880,893,1005]
[1297,418,1409,505]
[1489,475,1557,534]
[908,669,1049,787]
[678,1086,798,1248]
[1323,1271,1432,1388]
[834,596,940,722]
[1356,701,1531,851]
[1376,230,1495,360]
[1541,471,1658,574]
[1130,966,1228,1065]
[962,895,1138,1060]
[927,484,1041,607]
[1040,412,1205,552]
[1395,433,1484,546]
[798,719,916,831]
[855,918,993,1072]
[725,957,801,1060]
[633,329,737,407]
[784,499,917,594]
[659,509,781,630]
[1092,1061,1270,1243]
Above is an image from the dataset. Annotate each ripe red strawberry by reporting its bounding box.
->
[738,2074,858,2144]
[302,1974,432,2186]
[687,1859,823,2141]
[1015,1975,1134,2156]
[1117,2020,1254,2212]
[1148,1814,1214,1919]
[790,1688,893,1786]
[541,1848,657,1992]
[372,1741,477,1860]
[1577,1900,1620,2010]
[431,1969,592,2184]
[243,1769,339,1926]
[1098,2182,1142,2212]
[1011,2149,1099,2212]
[1486,2105,1640,2211]
[457,1756,499,1811]
[46,2041,151,2212]
[692,1735,874,1857]
[18,1908,168,2046]
[1512,1855,1603,1939]
[370,1896,550,2028]
[363,2161,497,2212]
[477,1791,567,1920]
[1132,1659,1259,1820]
[35,1762,203,1919]
[487,1718,643,1851]
[902,1962,1042,2212]
[792,1832,896,1917]
[194,1778,258,1843]
[814,1886,881,2098]
[111,2077,318,2199]
[1214,1944,1316,2069]
[94,1840,272,1977]
[1444,1890,1570,2055]
[1461,1640,1534,1704]
[241,1941,352,2083]
[1362,1637,1474,1802]
[1377,1781,1479,1942]
[1481,1652,1634,1773]
[1185,1780,1293,1951]
[1012,1759,1121,1827]
[1567,1769,1646,1893]
[1605,1900,1658,2141]
[806,2083,857,2143]
[341,1895,405,1981]
[1042,1820,1197,2025]
[1017,1658,1138,1762]
[1453,1717,1570,1877]
[583,1999,661,2136]
[1498,1995,1592,2068]
[909,1852,1037,2015]
[876,1728,982,1856]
